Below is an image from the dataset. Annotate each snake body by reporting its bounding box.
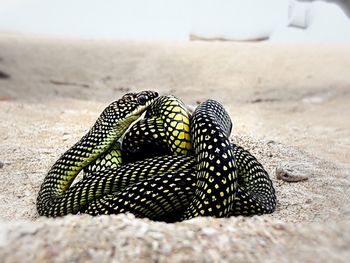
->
[37,91,276,220]
[37,91,159,216]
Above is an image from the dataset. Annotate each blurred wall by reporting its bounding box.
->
[300,0,350,16]
[0,0,349,42]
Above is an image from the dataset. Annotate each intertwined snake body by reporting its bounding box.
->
[37,91,276,221]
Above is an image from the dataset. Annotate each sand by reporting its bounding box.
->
[0,33,349,262]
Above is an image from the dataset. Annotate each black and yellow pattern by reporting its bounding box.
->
[83,145,275,221]
[181,100,238,218]
[122,96,192,162]
[84,100,274,220]
[36,92,276,220]
[39,155,193,217]
[36,91,159,216]
[83,142,123,176]
[121,98,276,218]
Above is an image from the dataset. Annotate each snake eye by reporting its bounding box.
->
[138,95,148,105]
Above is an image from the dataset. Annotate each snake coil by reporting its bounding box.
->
[37,92,276,221]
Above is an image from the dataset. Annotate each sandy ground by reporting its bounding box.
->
[0,33,349,262]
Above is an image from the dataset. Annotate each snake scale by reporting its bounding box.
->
[37,91,276,221]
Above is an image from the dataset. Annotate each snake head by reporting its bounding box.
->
[118,90,159,115]
[97,90,159,131]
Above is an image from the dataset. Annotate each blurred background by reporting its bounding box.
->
[1,0,350,42]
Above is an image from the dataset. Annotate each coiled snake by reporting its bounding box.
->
[37,91,276,221]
